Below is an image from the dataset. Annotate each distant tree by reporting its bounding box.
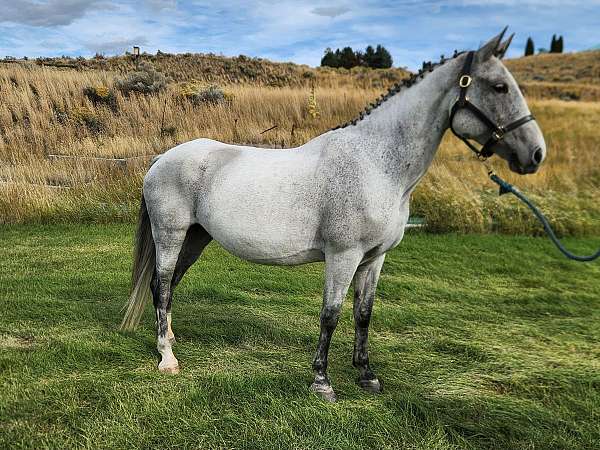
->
[538,48,548,54]
[556,35,564,53]
[362,45,376,67]
[320,44,393,69]
[320,48,340,68]
[525,37,535,56]
[339,46,359,69]
[354,49,364,67]
[371,45,393,68]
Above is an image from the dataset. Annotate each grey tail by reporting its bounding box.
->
[120,194,155,331]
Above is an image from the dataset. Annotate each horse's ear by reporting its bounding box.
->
[477,26,508,61]
[495,33,514,59]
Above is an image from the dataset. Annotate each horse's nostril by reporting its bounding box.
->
[532,147,543,165]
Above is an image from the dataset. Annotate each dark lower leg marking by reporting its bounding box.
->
[311,250,362,402]
[352,255,385,392]
[311,308,340,402]
[312,304,341,382]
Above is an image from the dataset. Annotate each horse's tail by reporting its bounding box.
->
[119,193,155,331]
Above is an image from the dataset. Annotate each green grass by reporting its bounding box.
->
[1,224,599,449]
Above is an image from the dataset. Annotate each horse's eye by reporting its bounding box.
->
[493,83,508,94]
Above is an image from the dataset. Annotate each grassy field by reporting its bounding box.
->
[1,224,599,449]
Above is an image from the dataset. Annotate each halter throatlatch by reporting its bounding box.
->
[449,51,535,160]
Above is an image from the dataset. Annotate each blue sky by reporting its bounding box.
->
[0,1,599,69]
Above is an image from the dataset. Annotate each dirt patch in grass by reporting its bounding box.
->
[0,333,35,349]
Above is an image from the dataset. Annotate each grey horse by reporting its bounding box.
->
[120,30,545,402]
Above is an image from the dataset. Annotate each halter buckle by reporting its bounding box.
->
[459,75,472,88]
[492,129,504,141]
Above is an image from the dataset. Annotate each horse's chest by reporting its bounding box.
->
[362,200,410,252]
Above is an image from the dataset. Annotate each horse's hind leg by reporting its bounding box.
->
[166,224,212,344]
[150,225,189,374]
[352,254,385,393]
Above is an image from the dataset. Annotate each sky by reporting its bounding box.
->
[0,0,599,70]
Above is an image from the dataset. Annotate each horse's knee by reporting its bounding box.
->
[320,305,341,329]
[354,310,371,329]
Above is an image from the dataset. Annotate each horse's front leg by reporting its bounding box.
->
[353,253,385,393]
[311,249,363,402]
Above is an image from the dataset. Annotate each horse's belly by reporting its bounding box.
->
[218,239,324,265]
[206,219,324,265]
[199,191,324,265]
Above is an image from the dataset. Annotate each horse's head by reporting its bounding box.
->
[449,28,546,174]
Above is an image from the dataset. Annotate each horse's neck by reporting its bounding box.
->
[348,59,459,191]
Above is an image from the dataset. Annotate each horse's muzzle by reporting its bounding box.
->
[509,152,540,175]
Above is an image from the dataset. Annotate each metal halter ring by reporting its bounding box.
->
[459,75,472,88]
[491,129,504,141]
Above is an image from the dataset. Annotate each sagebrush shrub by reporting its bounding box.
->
[83,85,118,111]
[177,81,233,106]
[69,106,106,134]
[115,61,168,95]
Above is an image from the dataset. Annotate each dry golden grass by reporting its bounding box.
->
[519,82,600,102]
[3,52,409,89]
[505,50,600,102]
[506,50,600,85]
[1,61,598,235]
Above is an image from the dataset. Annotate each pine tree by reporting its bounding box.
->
[372,45,393,69]
[550,34,557,53]
[556,35,564,53]
[362,45,375,67]
[354,49,364,67]
[320,48,340,68]
[339,46,359,69]
[525,37,535,56]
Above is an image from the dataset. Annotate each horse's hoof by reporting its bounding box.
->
[310,382,337,402]
[158,358,179,374]
[358,378,382,393]
[159,365,179,374]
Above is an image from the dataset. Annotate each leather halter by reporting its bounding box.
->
[449,51,535,160]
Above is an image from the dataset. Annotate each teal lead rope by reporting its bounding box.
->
[488,170,600,262]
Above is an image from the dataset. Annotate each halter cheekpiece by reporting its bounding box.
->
[449,51,536,160]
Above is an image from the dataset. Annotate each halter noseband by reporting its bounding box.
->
[449,51,535,160]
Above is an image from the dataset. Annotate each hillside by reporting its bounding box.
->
[4,49,600,100]
[1,52,410,89]
[505,50,600,101]
[506,50,600,85]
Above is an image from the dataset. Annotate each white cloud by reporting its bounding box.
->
[311,6,351,18]
[1,0,108,27]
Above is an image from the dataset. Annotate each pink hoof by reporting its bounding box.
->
[159,364,180,374]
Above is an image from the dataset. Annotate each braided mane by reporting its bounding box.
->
[331,50,464,130]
